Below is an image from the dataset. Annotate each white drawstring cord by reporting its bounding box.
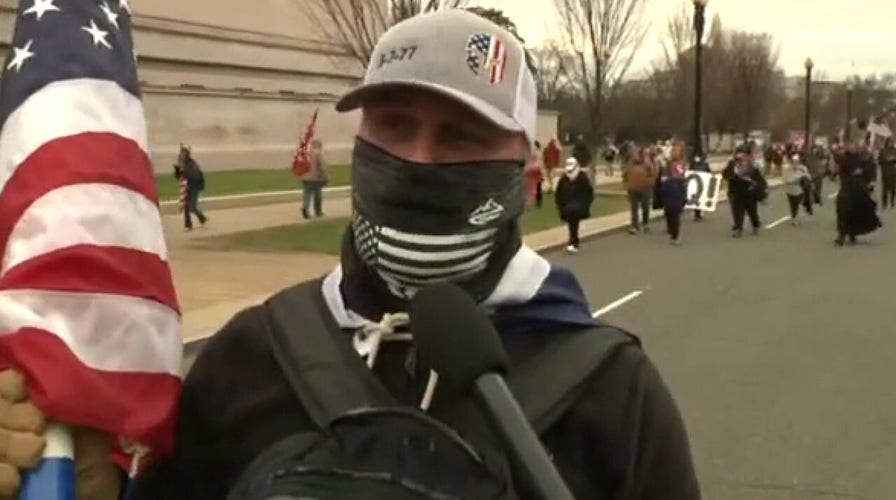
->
[120,440,150,478]
[352,312,440,411]
[419,370,438,411]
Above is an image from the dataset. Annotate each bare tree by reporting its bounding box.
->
[647,2,695,138]
[553,0,649,139]
[299,0,469,70]
[724,31,781,136]
[530,43,576,105]
[659,2,692,70]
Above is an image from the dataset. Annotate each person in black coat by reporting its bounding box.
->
[177,144,208,230]
[723,152,767,237]
[555,158,595,253]
[877,138,896,209]
[833,141,882,245]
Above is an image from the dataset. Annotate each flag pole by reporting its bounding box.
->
[19,424,74,500]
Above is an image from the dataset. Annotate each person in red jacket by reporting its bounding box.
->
[542,138,561,193]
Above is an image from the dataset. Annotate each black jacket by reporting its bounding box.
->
[131,283,701,500]
[723,162,767,201]
[837,151,876,196]
[555,171,595,222]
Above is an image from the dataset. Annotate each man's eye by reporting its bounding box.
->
[444,128,490,146]
[372,113,417,138]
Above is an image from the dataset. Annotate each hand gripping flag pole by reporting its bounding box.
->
[0,1,182,499]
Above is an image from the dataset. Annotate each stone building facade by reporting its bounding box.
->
[0,0,558,171]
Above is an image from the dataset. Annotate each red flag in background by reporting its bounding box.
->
[292,108,319,177]
[0,0,182,471]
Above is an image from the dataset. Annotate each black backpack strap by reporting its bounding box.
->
[508,325,636,433]
[263,279,396,430]
[441,325,636,440]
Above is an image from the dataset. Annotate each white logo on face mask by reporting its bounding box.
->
[468,198,505,226]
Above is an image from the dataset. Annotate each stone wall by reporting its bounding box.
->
[0,0,558,171]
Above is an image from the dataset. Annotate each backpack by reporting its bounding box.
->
[225,280,635,500]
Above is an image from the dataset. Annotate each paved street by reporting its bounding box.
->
[553,184,894,500]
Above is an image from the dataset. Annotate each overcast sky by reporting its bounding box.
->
[475,0,896,81]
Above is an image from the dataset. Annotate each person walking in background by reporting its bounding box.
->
[177,144,208,230]
[655,145,688,245]
[832,139,882,246]
[807,144,829,206]
[524,141,545,208]
[542,137,561,193]
[572,135,595,185]
[724,152,767,238]
[602,141,618,177]
[877,137,896,209]
[301,139,328,219]
[783,154,813,225]
[624,146,656,234]
[556,157,594,253]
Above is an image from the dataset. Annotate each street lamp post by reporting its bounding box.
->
[692,0,708,165]
[845,84,854,142]
[804,58,813,153]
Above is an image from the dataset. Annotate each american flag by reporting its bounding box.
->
[465,33,507,84]
[0,0,181,473]
[291,107,318,175]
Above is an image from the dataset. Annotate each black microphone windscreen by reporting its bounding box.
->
[410,283,509,393]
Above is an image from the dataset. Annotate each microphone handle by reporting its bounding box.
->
[473,373,576,500]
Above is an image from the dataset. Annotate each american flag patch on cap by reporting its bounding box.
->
[465,33,507,84]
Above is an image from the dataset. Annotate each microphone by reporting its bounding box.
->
[410,284,575,500]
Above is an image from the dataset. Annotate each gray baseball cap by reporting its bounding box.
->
[335,9,537,143]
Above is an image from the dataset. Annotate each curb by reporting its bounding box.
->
[159,185,352,207]
[183,180,783,361]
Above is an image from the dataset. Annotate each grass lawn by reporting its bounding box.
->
[194,193,630,255]
[155,165,351,201]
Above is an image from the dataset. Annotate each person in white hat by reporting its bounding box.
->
[783,153,812,225]
[554,157,594,253]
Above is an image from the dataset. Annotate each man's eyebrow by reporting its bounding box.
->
[440,119,501,140]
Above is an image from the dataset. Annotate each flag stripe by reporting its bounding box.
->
[3,183,168,272]
[379,226,497,246]
[0,2,180,469]
[0,245,178,312]
[0,327,179,463]
[0,79,148,192]
[376,240,493,262]
[0,289,181,374]
[0,132,157,253]
[378,251,491,278]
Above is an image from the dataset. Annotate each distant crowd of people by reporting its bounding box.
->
[526,132,891,252]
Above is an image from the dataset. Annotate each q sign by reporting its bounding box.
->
[685,170,723,211]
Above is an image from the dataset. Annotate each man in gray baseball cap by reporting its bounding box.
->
[128,9,700,500]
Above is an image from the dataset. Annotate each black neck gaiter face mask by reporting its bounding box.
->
[348,137,525,300]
